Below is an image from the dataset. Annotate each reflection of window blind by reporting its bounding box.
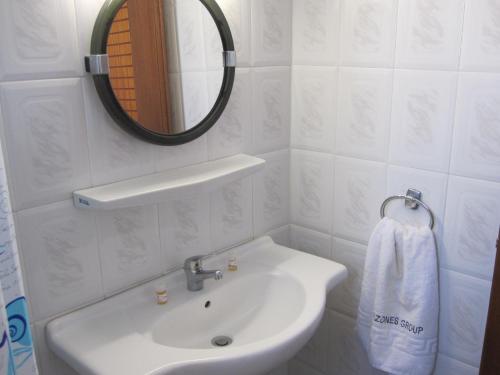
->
[107,2,138,121]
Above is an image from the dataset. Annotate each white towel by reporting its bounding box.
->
[357,218,439,375]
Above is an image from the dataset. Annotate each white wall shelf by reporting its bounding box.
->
[73,154,265,210]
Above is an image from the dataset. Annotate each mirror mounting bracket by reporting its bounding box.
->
[222,51,236,67]
[85,54,109,75]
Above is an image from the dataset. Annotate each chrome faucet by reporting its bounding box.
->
[183,255,223,291]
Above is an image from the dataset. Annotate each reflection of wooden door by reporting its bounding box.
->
[128,0,172,133]
[481,228,500,374]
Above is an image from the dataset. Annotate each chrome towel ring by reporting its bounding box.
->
[380,188,435,229]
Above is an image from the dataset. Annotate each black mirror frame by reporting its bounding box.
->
[89,0,235,145]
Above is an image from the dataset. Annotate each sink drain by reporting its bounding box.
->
[211,336,233,347]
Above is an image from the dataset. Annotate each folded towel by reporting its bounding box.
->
[357,218,438,375]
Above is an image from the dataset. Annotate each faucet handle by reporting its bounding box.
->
[184,255,205,272]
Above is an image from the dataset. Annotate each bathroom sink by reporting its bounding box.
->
[46,237,347,375]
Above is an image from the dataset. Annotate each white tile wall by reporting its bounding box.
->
[155,135,208,172]
[208,68,252,160]
[339,0,399,68]
[290,1,499,375]
[390,70,458,173]
[442,176,500,280]
[0,0,82,81]
[292,0,341,66]
[96,206,163,295]
[15,201,103,322]
[253,150,290,236]
[326,310,375,374]
[434,354,480,375]
[289,359,322,375]
[296,313,329,373]
[461,0,500,72]
[210,177,253,251]
[290,149,334,234]
[159,192,211,270]
[219,0,251,67]
[266,225,291,248]
[0,79,91,211]
[252,67,291,154]
[0,1,292,373]
[290,225,332,260]
[336,68,393,161]
[450,72,500,183]
[327,238,366,318]
[387,165,448,242]
[439,269,491,367]
[333,157,387,244]
[395,0,466,70]
[82,78,157,186]
[291,67,337,153]
[251,0,292,66]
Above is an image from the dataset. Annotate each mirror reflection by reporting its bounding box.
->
[107,0,224,135]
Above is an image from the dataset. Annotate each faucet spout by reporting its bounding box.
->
[183,256,223,291]
[197,269,223,281]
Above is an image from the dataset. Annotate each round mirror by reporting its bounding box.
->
[87,0,235,145]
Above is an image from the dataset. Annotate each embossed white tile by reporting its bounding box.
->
[340,0,399,68]
[267,363,289,375]
[82,78,156,186]
[336,68,393,161]
[442,176,500,280]
[266,225,290,247]
[439,269,491,367]
[290,225,332,260]
[74,0,106,62]
[155,135,208,172]
[289,359,322,375]
[15,201,102,321]
[327,238,367,318]
[296,313,329,373]
[433,354,479,375]
[210,177,253,251]
[333,157,387,244]
[252,67,291,154]
[387,166,448,245]
[395,0,466,70]
[450,73,500,182]
[326,310,375,375]
[292,0,341,65]
[159,193,210,270]
[461,0,500,72]
[290,150,334,234]
[96,206,162,295]
[0,79,91,211]
[253,150,289,236]
[251,0,292,66]
[219,0,251,67]
[291,67,337,153]
[208,68,252,160]
[390,70,458,173]
[0,0,81,80]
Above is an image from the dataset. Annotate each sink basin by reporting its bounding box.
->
[46,237,347,375]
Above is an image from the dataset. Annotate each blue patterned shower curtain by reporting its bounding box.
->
[0,145,37,374]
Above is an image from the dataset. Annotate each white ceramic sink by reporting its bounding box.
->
[47,237,347,375]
